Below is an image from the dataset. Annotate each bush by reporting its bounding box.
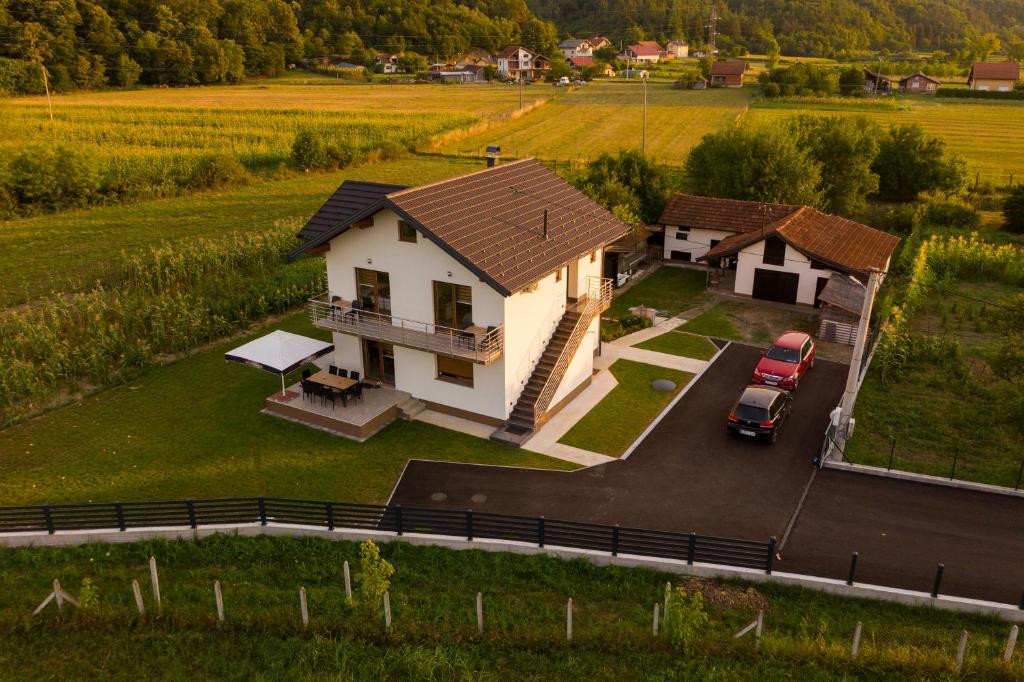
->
[290,129,333,171]
[183,154,250,190]
[664,588,710,652]
[1004,187,1024,233]
[936,88,1024,100]
[915,195,980,230]
[356,540,394,614]
[872,124,968,201]
[761,82,780,97]
[6,145,101,213]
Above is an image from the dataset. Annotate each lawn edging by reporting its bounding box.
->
[620,340,730,460]
[823,460,1024,499]
[4,522,1023,623]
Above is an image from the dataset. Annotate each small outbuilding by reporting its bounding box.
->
[709,60,746,87]
[898,71,940,94]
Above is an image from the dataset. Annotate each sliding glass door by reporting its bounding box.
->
[433,281,473,330]
[356,269,391,316]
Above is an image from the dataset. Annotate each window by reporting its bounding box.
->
[670,250,692,262]
[437,355,473,386]
[590,250,597,263]
[763,236,786,266]
[398,220,417,243]
[433,281,473,329]
[675,230,690,240]
[809,259,830,271]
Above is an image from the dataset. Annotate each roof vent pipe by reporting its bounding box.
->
[543,208,548,240]
[486,145,501,168]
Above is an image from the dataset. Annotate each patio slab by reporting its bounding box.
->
[263,382,409,442]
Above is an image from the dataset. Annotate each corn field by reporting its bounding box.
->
[0,224,326,424]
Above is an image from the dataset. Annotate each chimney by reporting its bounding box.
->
[485,145,501,168]
[543,208,548,240]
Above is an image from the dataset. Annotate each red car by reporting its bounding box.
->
[752,332,815,390]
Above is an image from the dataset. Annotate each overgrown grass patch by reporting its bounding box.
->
[680,304,739,339]
[633,330,718,360]
[558,360,692,456]
[605,267,708,319]
[0,535,1019,679]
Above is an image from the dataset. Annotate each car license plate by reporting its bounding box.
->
[739,429,756,437]
[765,380,777,386]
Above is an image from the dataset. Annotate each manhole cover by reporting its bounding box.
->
[652,379,676,392]
[471,493,487,504]
[430,492,447,501]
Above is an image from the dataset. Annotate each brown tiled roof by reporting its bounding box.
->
[498,45,524,58]
[569,56,594,67]
[658,193,800,233]
[899,71,940,85]
[297,180,407,242]
[293,159,630,296]
[970,59,1021,81]
[710,60,746,76]
[699,205,900,276]
[628,43,660,56]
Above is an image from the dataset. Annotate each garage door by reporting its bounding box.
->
[752,269,799,304]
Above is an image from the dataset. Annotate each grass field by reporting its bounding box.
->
[748,96,1024,178]
[559,360,692,456]
[438,82,753,167]
[606,267,709,319]
[0,154,478,307]
[2,535,1020,679]
[633,330,719,360]
[0,311,575,506]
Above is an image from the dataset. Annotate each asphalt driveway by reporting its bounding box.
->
[391,343,845,539]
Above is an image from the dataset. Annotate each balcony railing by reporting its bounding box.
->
[308,294,504,365]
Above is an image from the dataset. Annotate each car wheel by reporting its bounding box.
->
[810,358,815,369]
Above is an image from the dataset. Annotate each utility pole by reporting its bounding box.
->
[39,61,54,123]
[706,4,719,55]
[519,69,523,109]
[641,72,648,155]
[839,268,882,447]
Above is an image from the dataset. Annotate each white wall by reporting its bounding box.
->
[663,227,733,261]
[734,239,833,306]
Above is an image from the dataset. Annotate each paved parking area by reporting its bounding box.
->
[391,344,844,539]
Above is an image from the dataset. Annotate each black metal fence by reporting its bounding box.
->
[0,497,776,573]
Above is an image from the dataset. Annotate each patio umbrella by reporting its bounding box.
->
[225,330,334,396]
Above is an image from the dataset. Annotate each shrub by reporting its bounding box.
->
[872,124,968,201]
[183,153,250,190]
[761,82,780,97]
[1004,187,1024,233]
[290,129,333,171]
[664,588,710,651]
[356,540,394,615]
[915,195,980,230]
[6,145,101,213]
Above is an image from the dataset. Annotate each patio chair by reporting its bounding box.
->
[320,385,337,410]
[338,369,349,378]
[349,381,364,403]
[329,365,339,376]
[301,368,312,381]
[300,379,315,402]
[345,299,363,323]
[349,371,360,382]
[332,387,348,408]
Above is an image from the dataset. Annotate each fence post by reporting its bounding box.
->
[687,532,696,565]
[149,556,161,611]
[131,579,145,616]
[43,505,54,534]
[664,582,671,619]
[299,587,309,627]
[258,497,268,526]
[326,502,335,531]
[214,581,224,622]
[653,603,660,636]
[476,592,484,635]
[931,563,945,598]
[611,524,620,556]
[384,591,392,629]
[187,500,197,529]
[887,438,896,470]
[538,516,545,548]
[754,610,764,652]
[766,537,777,575]
[343,561,352,603]
[115,502,126,532]
[466,509,474,541]
[1016,458,1024,491]
[955,630,968,671]
[1005,624,1019,662]
[847,552,859,586]
[566,598,573,642]
[950,448,959,480]
[395,505,403,536]
[850,621,862,659]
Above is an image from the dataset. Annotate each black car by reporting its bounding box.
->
[727,385,793,443]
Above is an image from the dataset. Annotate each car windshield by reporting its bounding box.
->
[735,404,770,422]
[765,345,801,363]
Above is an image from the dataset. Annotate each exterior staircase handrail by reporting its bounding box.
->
[530,276,613,424]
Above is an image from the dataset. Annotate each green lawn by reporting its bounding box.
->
[0,535,1018,679]
[605,267,708,320]
[0,311,574,506]
[559,360,692,456]
[680,304,740,339]
[0,154,480,307]
[633,330,719,360]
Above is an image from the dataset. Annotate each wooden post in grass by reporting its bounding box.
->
[299,587,309,627]
[754,610,764,652]
[149,556,161,611]
[663,582,671,619]
[476,592,483,635]
[132,579,145,616]
[955,630,968,671]
[343,561,352,603]
[652,603,660,636]
[850,622,862,660]
[1005,625,1019,662]
[384,591,392,629]
[214,581,224,622]
[566,598,573,642]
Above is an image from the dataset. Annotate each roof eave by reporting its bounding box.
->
[287,199,387,260]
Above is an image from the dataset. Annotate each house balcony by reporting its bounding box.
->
[308,294,504,365]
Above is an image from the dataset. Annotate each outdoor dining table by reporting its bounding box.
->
[308,370,357,391]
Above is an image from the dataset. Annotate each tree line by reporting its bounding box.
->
[0,0,559,93]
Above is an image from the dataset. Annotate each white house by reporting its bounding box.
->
[497,45,549,81]
[623,41,661,63]
[682,195,900,307]
[290,159,628,443]
[666,40,689,58]
[558,39,593,59]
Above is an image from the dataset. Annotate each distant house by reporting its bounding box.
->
[433,66,487,84]
[558,39,593,59]
[968,59,1021,92]
[623,42,661,64]
[666,40,690,59]
[332,61,363,71]
[587,35,612,51]
[620,68,649,79]
[497,46,549,81]
[376,53,402,74]
[898,72,940,94]
[568,56,594,72]
[863,69,892,94]
[600,63,616,77]
[454,48,494,67]
[709,60,745,87]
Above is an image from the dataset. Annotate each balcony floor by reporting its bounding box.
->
[263,382,410,442]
